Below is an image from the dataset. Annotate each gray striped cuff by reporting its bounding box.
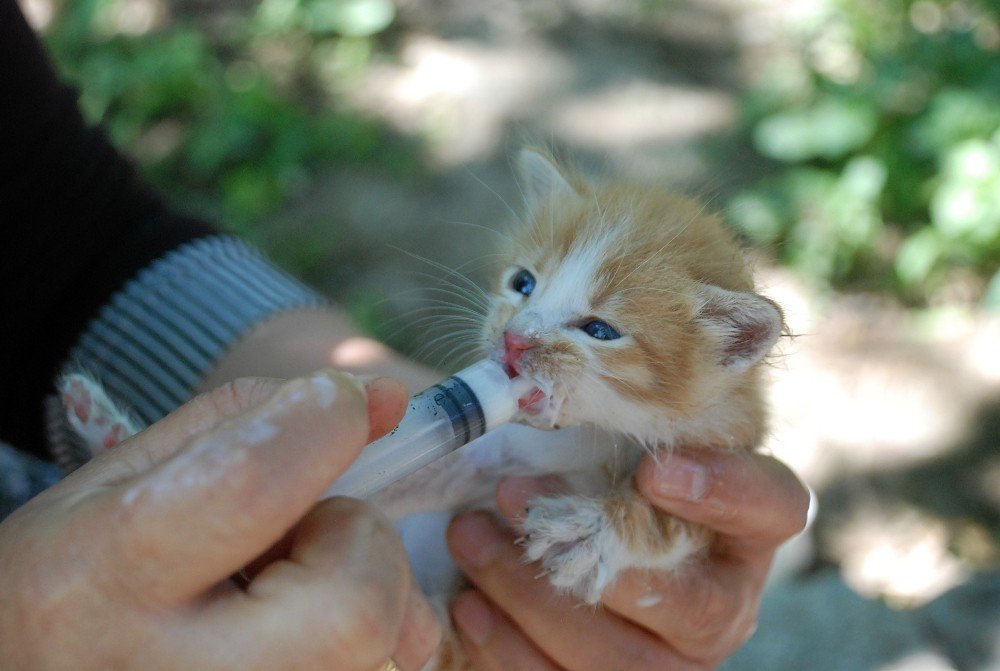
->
[63,236,326,426]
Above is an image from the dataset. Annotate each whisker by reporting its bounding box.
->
[409,273,491,307]
[465,168,520,222]
[415,286,490,312]
[392,247,492,301]
[440,219,518,249]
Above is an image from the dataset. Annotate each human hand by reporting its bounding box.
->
[446,447,810,670]
[0,372,440,671]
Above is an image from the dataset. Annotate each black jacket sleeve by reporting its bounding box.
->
[0,0,215,455]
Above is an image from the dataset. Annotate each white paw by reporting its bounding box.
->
[520,495,620,604]
[59,373,141,456]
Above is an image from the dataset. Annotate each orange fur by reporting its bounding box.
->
[481,155,782,448]
[603,489,711,556]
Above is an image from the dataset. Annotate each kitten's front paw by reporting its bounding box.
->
[520,495,619,604]
[521,492,708,604]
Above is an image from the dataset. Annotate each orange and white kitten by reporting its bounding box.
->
[486,148,784,591]
[57,148,784,669]
[378,149,784,664]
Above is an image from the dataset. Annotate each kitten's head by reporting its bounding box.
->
[482,150,783,444]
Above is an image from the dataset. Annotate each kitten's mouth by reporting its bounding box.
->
[509,367,547,415]
[503,361,548,416]
[518,387,548,414]
[496,349,552,418]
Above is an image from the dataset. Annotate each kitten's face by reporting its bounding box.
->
[481,151,783,440]
[482,206,700,433]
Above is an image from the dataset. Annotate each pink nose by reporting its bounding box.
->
[503,330,536,373]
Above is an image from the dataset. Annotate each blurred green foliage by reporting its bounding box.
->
[41,0,1000,305]
[42,0,413,265]
[728,0,1000,305]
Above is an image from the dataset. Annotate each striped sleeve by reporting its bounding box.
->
[62,236,327,426]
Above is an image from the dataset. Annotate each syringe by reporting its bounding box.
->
[323,359,535,500]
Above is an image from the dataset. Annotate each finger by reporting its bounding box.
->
[451,590,562,671]
[364,376,408,442]
[447,511,697,671]
[390,583,442,671]
[600,563,763,664]
[188,498,417,670]
[231,375,409,581]
[635,447,810,557]
[496,475,762,663]
[105,371,376,602]
[84,374,404,484]
[64,377,286,489]
[132,375,404,467]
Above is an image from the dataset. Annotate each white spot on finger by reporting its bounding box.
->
[635,593,663,608]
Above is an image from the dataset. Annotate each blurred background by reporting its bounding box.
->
[19,0,999,667]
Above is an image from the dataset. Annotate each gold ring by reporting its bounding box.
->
[379,660,401,671]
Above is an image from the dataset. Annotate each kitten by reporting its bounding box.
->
[377,150,784,669]
[492,148,782,581]
[58,149,784,670]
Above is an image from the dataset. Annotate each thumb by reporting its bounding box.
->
[95,370,390,603]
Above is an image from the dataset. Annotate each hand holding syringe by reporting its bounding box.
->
[323,360,535,499]
[58,358,532,500]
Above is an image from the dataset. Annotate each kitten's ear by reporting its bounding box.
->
[517,148,577,214]
[696,285,784,373]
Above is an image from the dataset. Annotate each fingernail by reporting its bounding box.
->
[453,592,494,647]
[449,512,501,568]
[362,375,403,395]
[654,456,709,501]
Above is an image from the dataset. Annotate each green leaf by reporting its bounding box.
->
[305,0,395,37]
[983,268,1000,310]
[896,227,944,286]
[931,136,1000,245]
[753,98,878,162]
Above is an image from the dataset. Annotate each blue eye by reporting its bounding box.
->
[510,269,536,296]
[582,319,621,341]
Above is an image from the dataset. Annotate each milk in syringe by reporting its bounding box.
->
[323,360,535,500]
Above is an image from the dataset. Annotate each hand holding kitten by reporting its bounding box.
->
[447,447,809,670]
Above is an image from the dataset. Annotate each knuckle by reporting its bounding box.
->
[414,616,444,664]
[703,588,761,663]
[322,497,408,566]
[208,377,274,415]
[331,497,396,544]
[610,637,681,671]
[686,581,738,642]
[738,611,760,646]
[333,581,402,662]
[708,609,760,665]
[328,494,371,520]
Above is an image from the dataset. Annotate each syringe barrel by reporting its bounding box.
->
[323,360,531,500]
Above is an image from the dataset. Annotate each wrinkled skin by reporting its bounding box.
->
[0,372,440,671]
